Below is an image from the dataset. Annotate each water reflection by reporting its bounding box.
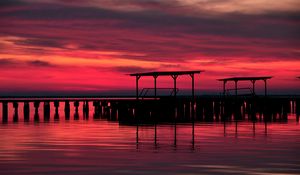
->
[0,100,299,174]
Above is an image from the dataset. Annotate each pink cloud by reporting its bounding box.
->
[0,0,299,95]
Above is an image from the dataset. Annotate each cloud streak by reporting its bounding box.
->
[0,0,299,94]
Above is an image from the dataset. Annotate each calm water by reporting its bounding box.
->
[0,102,300,175]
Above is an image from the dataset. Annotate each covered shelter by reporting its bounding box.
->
[129,71,203,100]
[217,76,272,96]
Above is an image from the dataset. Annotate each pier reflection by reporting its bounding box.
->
[0,97,299,175]
[134,117,292,150]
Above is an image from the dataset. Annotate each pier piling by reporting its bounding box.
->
[2,102,8,122]
[34,101,40,121]
[24,102,30,121]
[13,102,19,122]
[44,101,50,121]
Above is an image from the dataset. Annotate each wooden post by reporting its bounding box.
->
[24,102,30,121]
[2,102,8,122]
[153,75,158,99]
[190,73,195,99]
[136,75,141,100]
[190,73,195,120]
[34,101,40,122]
[234,80,238,96]
[64,101,70,120]
[252,80,256,95]
[223,80,227,96]
[264,79,267,96]
[171,75,178,97]
[54,101,59,114]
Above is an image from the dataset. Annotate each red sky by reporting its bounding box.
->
[0,0,300,95]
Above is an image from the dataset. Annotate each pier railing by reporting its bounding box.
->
[225,87,254,96]
[139,88,179,98]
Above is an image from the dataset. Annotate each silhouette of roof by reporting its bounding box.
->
[129,70,202,76]
[217,76,272,81]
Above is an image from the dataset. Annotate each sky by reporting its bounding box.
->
[0,0,300,96]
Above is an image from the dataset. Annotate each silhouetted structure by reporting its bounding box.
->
[129,71,202,126]
[65,101,70,119]
[13,102,18,122]
[218,76,272,96]
[24,102,30,121]
[54,101,59,120]
[34,101,40,122]
[2,102,8,122]
[0,95,298,124]
[44,101,50,121]
[1,72,300,124]
[129,71,202,99]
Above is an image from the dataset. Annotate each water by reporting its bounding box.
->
[0,102,300,175]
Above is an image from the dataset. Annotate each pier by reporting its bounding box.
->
[0,73,299,124]
[0,95,299,123]
[218,76,272,96]
[129,71,202,99]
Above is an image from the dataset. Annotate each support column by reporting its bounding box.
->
[171,74,179,141]
[13,102,19,122]
[34,101,40,121]
[83,101,89,119]
[85,101,89,113]
[171,75,178,97]
[234,80,238,96]
[54,101,59,114]
[223,81,227,96]
[264,79,267,96]
[153,75,158,99]
[54,101,59,120]
[74,101,79,120]
[93,101,100,118]
[251,80,256,95]
[24,102,30,121]
[65,101,70,120]
[221,81,227,117]
[43,101,50,121]
[190,73,195,99]
[190,73,195,120]
[74,101,79,113]
[2,102,8,122]
[100,101,105,116]
[136,75,141,100]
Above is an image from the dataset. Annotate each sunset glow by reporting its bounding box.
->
[1,0,299,95]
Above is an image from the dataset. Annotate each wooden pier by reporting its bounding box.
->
[0,72,299,123]
[0,95,299,123]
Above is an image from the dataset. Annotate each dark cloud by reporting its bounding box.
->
[0,0,298,94]
[0,58,55,68]
[27,60,54,67]
[114,66,156,73]
[1,1,299,40]
[13,38,63,48]
[0,0,299,62]
[160,64,181,68]
[0,0,25,7]
[0,58,20,68]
